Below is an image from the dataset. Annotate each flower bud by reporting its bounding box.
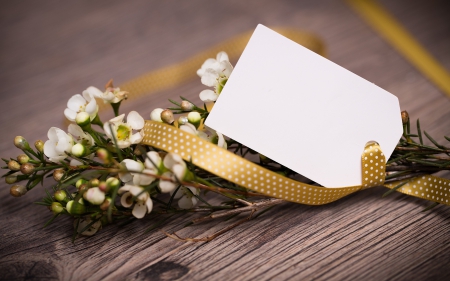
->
[150,108,164,122]
[5,174,18,184]
[89,178,100,187]
[34,140,44,153]
[83,187,105,205]
[187,112,201,127]
[66,200,86,215]
[10,185,27,197]
[71,143,87,157]
[106,177,120,190]
[53,168,65,181]
[178,116,188,125]
[8,160,21,171]
[20,163,35,175]
[76,112,91,127]
[401,111,409,124]
[51,202,64,214]
[76,179,87,189]
[54,190,68,202]
[14,136,30,151]
[98,181,108,192]
[17,154,29,164]
[180,100,194,111]
[100,197,112,211]
[96,148,112,164]
[161,109,174,124]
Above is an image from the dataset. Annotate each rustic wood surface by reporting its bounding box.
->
[1,0,449,280]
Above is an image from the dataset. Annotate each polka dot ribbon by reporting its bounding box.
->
[141,121,450,206]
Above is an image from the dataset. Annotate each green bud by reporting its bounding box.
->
[187,112,201,128]
[71,143,87,157]
[14,136,30,151]
[17,154,29,164]
[180,100,194,111]
[161,109,175,124]
[10,185,27,197]
[89,178,100,187]
[5,174,18,184]
[78,184,89,194]
[54,190,67,202]
[106,177,120,190]
[34,140,44,153]
[66,200,86,215]
[76,179,88,189]
[53,168,65,181]
[8,160,21,171]
[76,112,91,127]
[51,202,64,214]
[20,163,35,175]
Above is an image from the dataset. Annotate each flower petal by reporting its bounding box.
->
[127,111,144,130]
[44,140,59,158]
[47,127,59,142]
[118,184,131,194]
[129,132,143,145]
[64,108,77,122]
[216,51,229,62]
[85,99,98,118]
[199,89,219,102]
[178,195,193,209]
[163,153,184,170]
[120,192,133,208]
[180,123,197,135]
[159,172,177,193]
[123,159,144,173]
[201,69,219,87]
[67,94,86,112]
[84,86,103,98]
[145,197,153,214]
[220,60,234,77]
[132,202,147,219]
[70,159,83,166]
[145,151,162,169]
[109,114,125,125]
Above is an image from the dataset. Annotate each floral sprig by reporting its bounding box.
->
[2,52,449,241]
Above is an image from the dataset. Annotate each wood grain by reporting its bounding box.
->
[0,0,449,280]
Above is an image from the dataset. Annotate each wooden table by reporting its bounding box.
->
[1,1,449,280]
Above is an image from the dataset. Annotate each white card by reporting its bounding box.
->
[205,24,402,187]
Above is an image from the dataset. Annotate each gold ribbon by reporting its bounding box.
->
[107,28,325,111]
[141,121,450,206]
[347,0,450,98]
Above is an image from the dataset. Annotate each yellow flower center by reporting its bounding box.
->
[117,124,131,141]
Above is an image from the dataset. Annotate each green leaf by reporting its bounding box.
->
[417,119,423,145]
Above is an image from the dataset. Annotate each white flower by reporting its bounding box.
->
[159,153,186,193]
[68,124,94,146]
[171,186,199,209]
[103,111,144,148]
[44,127,74,163]
[64,92,98,122]
[197,51,233,102]
[180,123,227,149]
[133,151,162,186]
[197,51,229,77]
[118,184,153,219]
[119,159,144,184]
[150,108,164,122]
[86,86,128,104]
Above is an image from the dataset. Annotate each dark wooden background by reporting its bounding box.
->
[1,0,449,280]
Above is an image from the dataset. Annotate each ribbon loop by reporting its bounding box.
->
[361,142,386,189]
